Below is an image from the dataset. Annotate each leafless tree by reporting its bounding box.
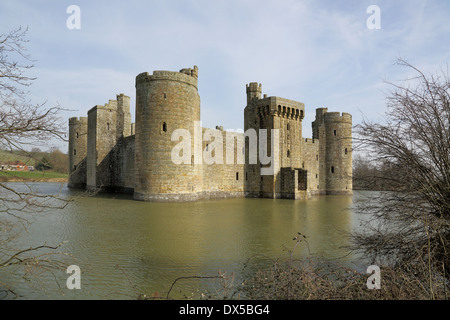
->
[0,27,67,151]
[352,59,450,298]
[0,27,70,298]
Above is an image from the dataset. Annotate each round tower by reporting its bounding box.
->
[134,66,202,201]
[323,112,352,194]
[68,116,88,188]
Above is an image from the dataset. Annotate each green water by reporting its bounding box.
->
[0,183,370,300]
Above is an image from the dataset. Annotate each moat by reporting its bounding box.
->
[1,183,371,299]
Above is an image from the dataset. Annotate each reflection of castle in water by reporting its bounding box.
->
[68,66,352,202]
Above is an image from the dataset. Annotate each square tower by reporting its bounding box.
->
[244,82,305,198]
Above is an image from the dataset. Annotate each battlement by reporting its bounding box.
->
[69,116,88,125]
[324,112,352,123]
[87,101,118,115]
[116,94,130,112]
[246,83,305,119]
[136,66,199,89]
[88,105,102,114]
[116,93,130,100]
[246,82,262,94]
[179,65,198,79]
[274,98,305,120]
[253,96,305,121]
[316,108,328,116]
[246,82,262,104]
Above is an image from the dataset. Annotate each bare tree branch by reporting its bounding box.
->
[0,26,71,298]
[352,59,450,293]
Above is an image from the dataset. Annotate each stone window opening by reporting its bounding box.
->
[333,130,337,136]
[331,166,335,174]
[246,172,248,180]
[236,172,239,180]
[287,123,290,131]
[107,123,110,130]
[73,165,77,170]
[345,148,348,155]
[162,122,167,132]
[73,149,77,156]
[287,150,290,158]
[206,143,209,151]
[316,154,319,161]
[76,132,79,138]
[164,93,167,100]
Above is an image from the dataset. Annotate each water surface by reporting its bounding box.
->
[0,183,370,299]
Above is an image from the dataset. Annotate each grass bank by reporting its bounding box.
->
[0,170,68,182]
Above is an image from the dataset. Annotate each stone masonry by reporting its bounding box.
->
[68,66,352,201]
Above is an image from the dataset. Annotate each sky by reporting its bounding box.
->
[1,0,450,152]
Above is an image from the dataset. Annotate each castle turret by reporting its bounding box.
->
[244,82,305,198]
[134,66,202,201]
[116,93,132,139]
[313,109,352,195]
[68,117,88,188]
[246,82,262,105]
[86,100,118,190]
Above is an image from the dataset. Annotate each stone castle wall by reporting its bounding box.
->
[133,67,203,201]
[301,138,320,195]
[112,134,135,193]
[200,127,245,199]
[312,109,352,195]
[68,116,87,188]
[68,66,352,201]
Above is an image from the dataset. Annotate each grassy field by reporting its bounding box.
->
[0,149,37,166]
[0,170,68,181]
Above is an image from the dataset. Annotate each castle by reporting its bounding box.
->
[68,65,352,201]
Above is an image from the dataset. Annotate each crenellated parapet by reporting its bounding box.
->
[324,112,352,124]
[69,116,88,125]
[246,82,262,104]
[254,98,305,121]
[136,66,199,90]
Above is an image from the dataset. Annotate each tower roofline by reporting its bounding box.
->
[136,66,198,89]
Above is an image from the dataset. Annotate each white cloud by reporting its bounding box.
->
[2,0,450,150]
